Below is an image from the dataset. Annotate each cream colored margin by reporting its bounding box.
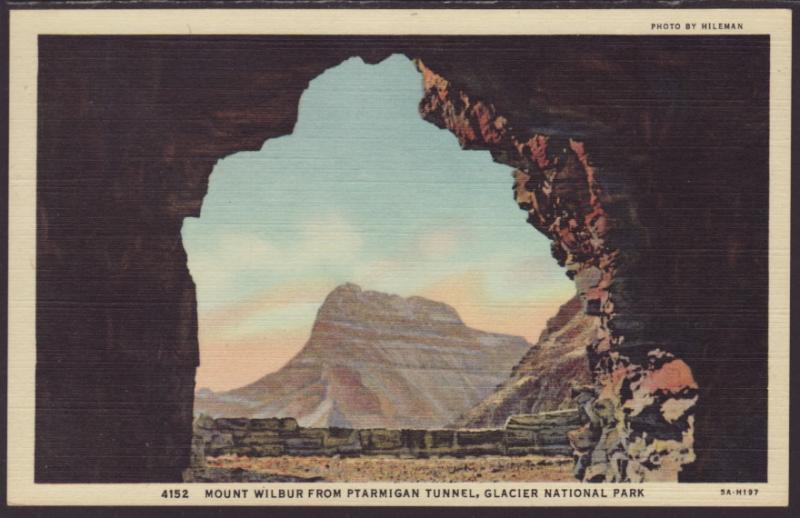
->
[7,8,792,507]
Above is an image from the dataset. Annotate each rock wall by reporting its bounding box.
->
[37,36,768,482]
[416,60,702,482]
[36,36,373,483]
[412,38,769,481]
[192,410,579,462]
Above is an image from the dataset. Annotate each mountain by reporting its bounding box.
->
[194,283,532,429]
[454,296,597,428]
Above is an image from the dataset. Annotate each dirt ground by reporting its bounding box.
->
[204,454,576,482]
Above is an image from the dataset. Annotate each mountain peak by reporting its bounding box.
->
[196,284,533,428]
[319,283,463,325]
[328,282,362,296]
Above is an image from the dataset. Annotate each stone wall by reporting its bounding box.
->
[192,409,580,461]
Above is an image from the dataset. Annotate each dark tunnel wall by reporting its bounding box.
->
[36,36,768,482]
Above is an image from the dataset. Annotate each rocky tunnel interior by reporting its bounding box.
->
[35,35,768,482]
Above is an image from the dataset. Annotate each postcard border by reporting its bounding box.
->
[5,7,793,507]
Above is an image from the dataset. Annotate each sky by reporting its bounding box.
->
[182,54,574,392]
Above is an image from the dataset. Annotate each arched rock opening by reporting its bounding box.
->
[415,60,696,482]
[36,36,768,483]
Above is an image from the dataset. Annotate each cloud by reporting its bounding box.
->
[295,212,363,260]
[417,270,566,343]
[195,327,312,391]
[195,278,338,390]
[198,278,335,340]
[185,232,276,294]
[415,228,462,259]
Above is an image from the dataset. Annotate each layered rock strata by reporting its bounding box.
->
[195,284,531,429]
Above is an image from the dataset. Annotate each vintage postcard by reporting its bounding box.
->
[5,5,792,507]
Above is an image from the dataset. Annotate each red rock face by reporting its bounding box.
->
[417,61,697,482]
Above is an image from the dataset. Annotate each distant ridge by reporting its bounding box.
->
[454,296,596,428]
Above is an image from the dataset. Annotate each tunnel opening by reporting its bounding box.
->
[182,55,589,480]
[183,55,575,401]
[182,52,700,483]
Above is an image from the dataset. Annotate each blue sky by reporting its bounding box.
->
[182,55,573,391]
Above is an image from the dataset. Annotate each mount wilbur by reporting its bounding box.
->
[194,283,533,429]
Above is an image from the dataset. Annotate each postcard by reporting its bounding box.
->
[5,6,792,507]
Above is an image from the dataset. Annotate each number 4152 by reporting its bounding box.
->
[161,489,189,499]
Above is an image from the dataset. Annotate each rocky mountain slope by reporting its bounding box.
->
[195,283,532,429]
[454,296,597,428]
